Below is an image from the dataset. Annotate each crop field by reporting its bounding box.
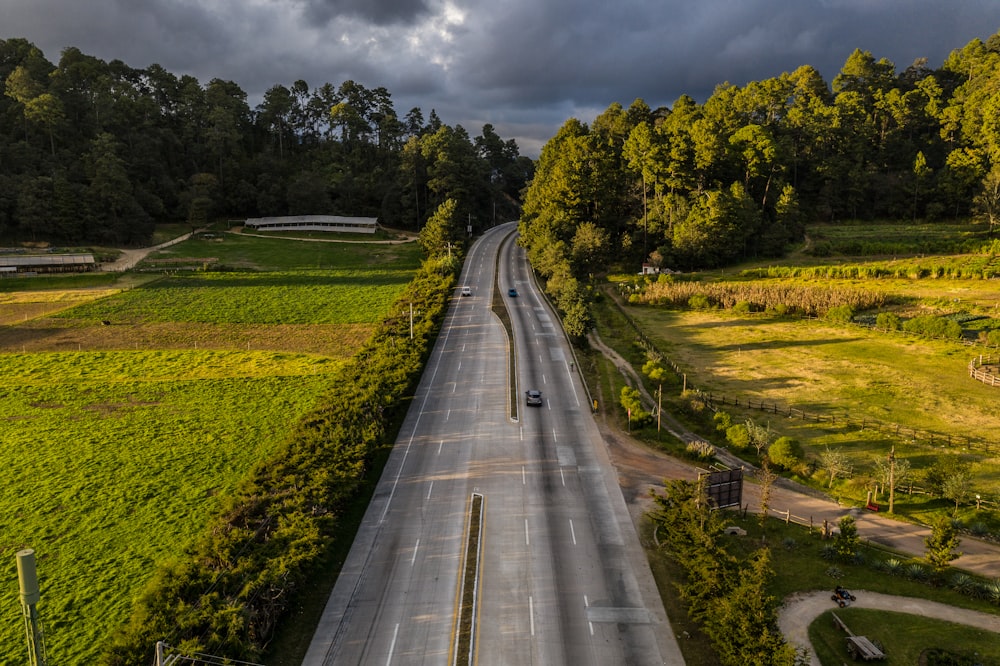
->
[0,232,420,662]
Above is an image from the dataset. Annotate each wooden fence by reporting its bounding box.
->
[969,354,1000,387]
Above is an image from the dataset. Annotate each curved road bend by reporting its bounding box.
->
[302,222,681,665]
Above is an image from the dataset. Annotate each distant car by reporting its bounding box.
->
[508,288,518,297]
[461,286,472,296]
[525,389,542,406]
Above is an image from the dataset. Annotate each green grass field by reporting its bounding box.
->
[0,231,421,663]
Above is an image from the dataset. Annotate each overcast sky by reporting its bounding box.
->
[5,0,1000,156]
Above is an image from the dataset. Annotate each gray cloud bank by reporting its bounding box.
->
[5,0,1000,156]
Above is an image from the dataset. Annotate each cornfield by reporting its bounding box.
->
[633,280,887,316]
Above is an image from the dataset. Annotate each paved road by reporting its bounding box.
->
[302,224,680,665]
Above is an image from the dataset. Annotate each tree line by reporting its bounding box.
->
[518,30,1000,314]
[0,38,533,245]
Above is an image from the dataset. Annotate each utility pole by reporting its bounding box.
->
[888,445,896,514]
[657,384,662,432]
[17,549,46,666]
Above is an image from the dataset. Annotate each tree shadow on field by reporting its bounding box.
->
[713,336,863,353]
[679,316,788,329]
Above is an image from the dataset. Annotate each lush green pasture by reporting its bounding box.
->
[57,270,414,325]
[0,230,423,663]
[624,306,998,443]
[0,351,341,661]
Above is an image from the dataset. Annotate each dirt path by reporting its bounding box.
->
[101,231,196,271]
[778,589,1000,665]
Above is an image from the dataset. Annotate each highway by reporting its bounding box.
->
[302,222,680,665]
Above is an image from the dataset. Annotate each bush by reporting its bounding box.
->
[688,293,711,309]
[768,437,803,471]
[903,315,963,340]
[686,439,715,459]
[726,423,750,450]
[714,410,733,432]
[619,386,651,426]
[825,304,854,324]
[875,311,901,332]
[732,300,752,314]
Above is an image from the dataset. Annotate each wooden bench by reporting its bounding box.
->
[846,635,886,661]
[831,612,886,661]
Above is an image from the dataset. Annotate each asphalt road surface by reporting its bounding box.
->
[302,223,680,665]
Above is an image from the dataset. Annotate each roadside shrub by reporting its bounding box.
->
[714,410,733,432]
[686,439,715,459]
[906,563,928,581]
[726,423,750,450]
[768,437,803,471]
[620,386,652,426]
[835,515,860,560]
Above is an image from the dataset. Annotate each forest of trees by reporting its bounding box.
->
[518,30,1000,322]
[0,38,533,245]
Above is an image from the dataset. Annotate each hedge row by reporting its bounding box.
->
[103,257,458,663]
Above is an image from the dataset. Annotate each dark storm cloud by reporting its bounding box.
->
[3,0,999,156]
[296,0,430,26]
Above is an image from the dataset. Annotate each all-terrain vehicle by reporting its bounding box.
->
[832,585,857,608]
